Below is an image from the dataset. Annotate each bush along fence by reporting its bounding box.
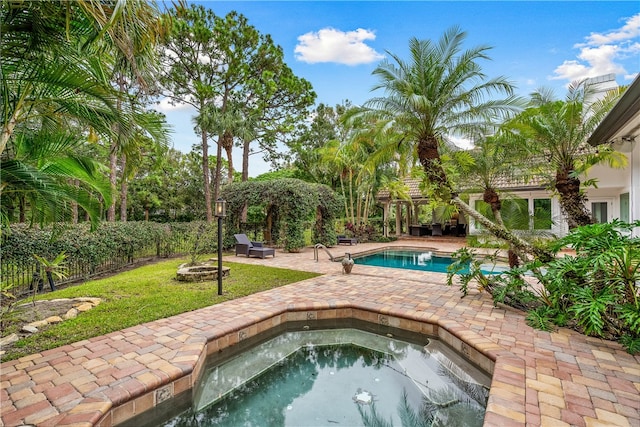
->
[1,221,219,298]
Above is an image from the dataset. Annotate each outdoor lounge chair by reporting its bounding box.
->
[234,234,275,259]
[337,235,358,245]
[431,223,443,236]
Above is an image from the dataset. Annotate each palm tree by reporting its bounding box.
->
[1,1,124,155]
[1,128,111,227]
[1,0,167,225]
[459,135,532,265]
[361,28,552,260]
[512,81,625,229]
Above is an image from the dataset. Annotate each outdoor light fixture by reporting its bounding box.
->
[215,198,226,218]
[215,198,226,295]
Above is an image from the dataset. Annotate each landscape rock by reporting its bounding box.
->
[21,325,39,334]
[45,316,63,324]
[0,333,19,346]
[63,308,79,319]
[76,297,101,306]
[75,302,94,312]
[28,320,49,328]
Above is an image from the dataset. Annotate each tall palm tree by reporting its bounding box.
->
[362,28,552,260]
[512,81,625,229]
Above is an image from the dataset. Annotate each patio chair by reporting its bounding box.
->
[454,223,467,237]
[431,223,443,236]
[337,235,358,245]
[234,234,275,259]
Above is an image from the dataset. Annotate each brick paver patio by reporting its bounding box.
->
[1,239,639,426]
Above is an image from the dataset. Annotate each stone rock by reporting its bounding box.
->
[75,303,93,312]
[76,297,101,306]
[45,316,63,324]
[63,308,79,319]
[28,320,49,328]
[21,325,39,334]
[0,333,19,346]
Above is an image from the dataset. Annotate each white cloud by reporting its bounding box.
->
[551,13,640,82]
[580,13,640,46]
[295,27,384,65]
[154,97,194,113]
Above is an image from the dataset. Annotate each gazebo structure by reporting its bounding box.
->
[376,179,466,238]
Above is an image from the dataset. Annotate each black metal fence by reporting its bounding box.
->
[1,234,192,299]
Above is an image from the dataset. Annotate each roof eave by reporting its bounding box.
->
[588,75,640,146]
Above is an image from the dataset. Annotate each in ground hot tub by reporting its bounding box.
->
[128,320,491,426]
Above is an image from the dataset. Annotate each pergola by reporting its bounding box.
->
[376,178,432,237]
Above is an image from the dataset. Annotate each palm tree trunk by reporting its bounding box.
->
[556,167,593,228]
[418,136,449,189]
[452,196,552,262]
[0,109,20,156]
[107,144,117,221]
[484,187,524,266]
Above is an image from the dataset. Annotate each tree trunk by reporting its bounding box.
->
[242,138,250,182]
[417,136,449,189]
[556,167,593,229]
[107,143,117,221]
[452,196,552,262]
[71,179,79,224]
[19,195,25,223]
[120,153,128,222]
[213,135,222,203]
[202,130,213,223]
[222,130,234,183]
[484,187,522,267]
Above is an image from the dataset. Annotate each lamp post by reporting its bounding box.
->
[215,198,226,296]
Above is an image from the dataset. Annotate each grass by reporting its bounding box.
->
[1,255,319,362]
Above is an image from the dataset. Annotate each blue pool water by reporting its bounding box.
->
[353,250,501,274]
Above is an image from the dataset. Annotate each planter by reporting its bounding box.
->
[176,263,230,282]
[341,253,354,274]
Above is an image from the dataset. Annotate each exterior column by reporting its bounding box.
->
[383,202,390,237]
[631,142,639,236]
[405,203,411,235]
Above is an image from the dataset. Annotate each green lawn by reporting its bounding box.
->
[2,256,319,361]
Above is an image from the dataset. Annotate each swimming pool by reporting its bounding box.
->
[352,250,503,274]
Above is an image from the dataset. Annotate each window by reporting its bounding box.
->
[620,193,629,223]
[533,199,552,230]
[502,198,529,230]
[591,202,608,224]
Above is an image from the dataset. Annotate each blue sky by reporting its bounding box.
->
[158,1,640,176]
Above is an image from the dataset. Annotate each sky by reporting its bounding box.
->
[157,1,640,177]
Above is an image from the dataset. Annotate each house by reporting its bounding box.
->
[587,74,640,236]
